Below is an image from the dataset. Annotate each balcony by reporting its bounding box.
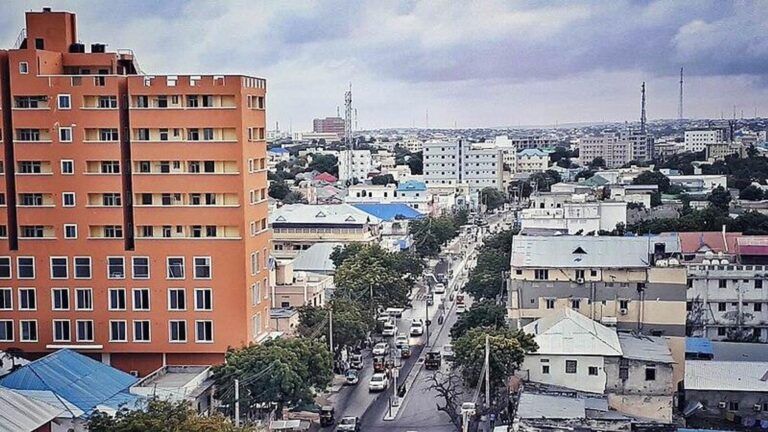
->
[16,161,53,175]
[14,129,52,143]
[84,128,119,143]
[13,96,50,110]
[134,192,239,207]
[133,160,239,175]
[132,127,237,143]
[82,95,118,110]
[17,193,54,207]
[85,161,121,175]
[87,193,123,207]
[88,225,124,239]
[135,225,241,240]
[19,225,55,239]
[130,94,236,110]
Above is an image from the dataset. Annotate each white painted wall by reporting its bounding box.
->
[522,354,609,394]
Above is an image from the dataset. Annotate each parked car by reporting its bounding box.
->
[368,373,389,392]
[456,303,466,314]
[336,416,360,432]
[410,319,424,336]
[320,406,335,427]
[442,344,455,362]
[425,351,442,370]
[372,342,390,356]
[433,283,446,294]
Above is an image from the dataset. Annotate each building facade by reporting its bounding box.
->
[312,116,344,136]
[684,128,729,153]
[423,139,503,193]
[579,129,652,168]
[0,9,271,375]
[515,149,550,174]
[338,149,372,183]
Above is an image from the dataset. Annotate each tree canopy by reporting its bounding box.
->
[463,230,517,300]
[371,174,396,185]
[453,327,537,389]
[739,185,764,201]
[282,191,307,204]
[528,170,562,193]
[297,298,372,352]
[268,182,291,200]
[88,399,253,432]
[632,171,671,193]
[708,186,731,212]
[450,301,507,339]
[479,187,505,211]
[409,216,459,257]
[308,154,339,176]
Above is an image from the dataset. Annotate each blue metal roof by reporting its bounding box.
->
[269,147,289,154]
[396,180,427,192]
[685,337,714,356]
[352,203,425,221]
[0,349,140,416]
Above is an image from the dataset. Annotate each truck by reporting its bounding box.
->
[425,351,442,370]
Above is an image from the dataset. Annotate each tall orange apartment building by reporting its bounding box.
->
[0,9,271,376]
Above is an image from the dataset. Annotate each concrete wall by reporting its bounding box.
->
[685,390,768,423]
[522,354,608,394]
[607,394,673,422]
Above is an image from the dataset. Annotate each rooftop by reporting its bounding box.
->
[270,204,381,225]
[292,242,342,274]
[510,235,654,269]
[397,180,427,192]
[271,307,299,319]
[618,333,674,364]
[674,231,742,254]
[517,392,585,419]
[518,148,549,157]
[523,309,622,357]
[0,387,65,432]
[133,365,209,390]
[685,360,768,392]
[352,203,425,221]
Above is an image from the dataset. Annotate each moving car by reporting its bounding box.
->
[349,353,363,369]
[368,373,389,392]
[345,369,359,385]
[400,344,411,358]
[456,303,466,314]
[433,283,446,294]
[320,406,335,427]
[372,342,390,356]
[410,319,424,336]
[441,344,455,362]
[395,333,409,348]
[385,307,405,318]
[382,320,397,337]
[336,416,360,432]
[425,351,442,370]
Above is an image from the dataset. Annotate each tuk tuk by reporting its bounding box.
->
[425,351,442,370]
[345,369,359,385]
[400,344,411,359]
[373,355,386,373]
[319,406,335,427]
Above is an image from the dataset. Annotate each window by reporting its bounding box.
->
[645,366,656,381]
[203,128,214,140]
[19,62,28,74]
[98,96,117,108]
[57,94,71,109]
[196,320,213,342]
[61,160,74,174]
[108,257,125,278]
[719,279,727,288]
[571,299,580,309]
[194,257,211,279]
[18,161,42,173]
[63,192,76,207]
[0,321,12,341]
[588,366,598,376]
[0,257,9,279]
[137,128,150,140]
[59,127,72,142]
[168,288,186,311]
[545,299,555,309]
[0,288,11,310]
[534,269,549,280]
[755,302,763,312]
[50,257,68,279]
[169,320,187,342]
[133,288,150,311]
[718,302,727,312]
[195,288,212,311]
[619,299,629,310]
[250,252,260,275]
[53,320,71,342]
[251,282,261,305]
[64,224,77,239]
[51,288,69,310]
[132,257,150,279]
[728,401,739,412]
[104,224,123,237]
[17,257,34,279]
[102,193,122,206]
[756,279,763,289]
[109,288,126,310]
[20,320,37,342]
[187,95,198,107]
[565,360,577,374]
[74,257,91,279]
[99,128,118,141]
[575,269,585,280]
[133,320,151,342]
[110,320,127,342]
[101,161,120,173]
[167,257,184,279]
[75,288,93,310]
[718,327,727,336]
[542,365,550,374]
[76,320,94,342]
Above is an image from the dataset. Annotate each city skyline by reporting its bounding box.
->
[2,1,768,130]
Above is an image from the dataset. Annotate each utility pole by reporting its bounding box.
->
[640,82,647,135]
[425,296,430,346]
[484,335,490,407]
[678,67,684,122]
[329,308,334,355]
[234,379,240,427]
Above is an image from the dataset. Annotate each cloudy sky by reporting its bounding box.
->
[3,1,768,130]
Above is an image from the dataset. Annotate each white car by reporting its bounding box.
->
[382,323,397,337]
[410,320,424,336]
[368,373,389,392]
[395,333,409,348]
[372,342,390,356]
[434,283,446,294]
[456,304,466,314]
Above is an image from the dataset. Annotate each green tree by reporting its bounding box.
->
[463,229,517,300]
[632,171,671,193]
[282,191,307,204]
[268,182,291,200]
[297,298,372,352]
[452,208,469,227]
[739,185,764,201]
[409,216,458,257]
[213,338,332,419]
[450,301,507,339]
[330,243,366,268]
[407,152,423,175]
[453,328,537,389]
[708,186,732,212]
[371,174,396,185]
[529,170,562,192]
[479,187,505,211]
[308,154,339,176]
[88,399,253,432]
[589,157,606,169]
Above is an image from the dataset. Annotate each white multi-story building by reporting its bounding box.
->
[516,149,550,174]
[339,149,372,183]
[520,193,627,234]
[423,139,503,193]
[402,137,423,153]
[684,129,728,153]
[579,129,652,168]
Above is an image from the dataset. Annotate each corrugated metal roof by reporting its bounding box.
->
[685,360,768,392]
[0,349,139,416]
[685,337,714,356]
[396,180,427,192]
[711,341,768,362]
[618,333,674,364]
[270,204,381,225]
[0,387,64,432]
[510,235,652,268]
[517,393,585,419]
[11,389,84,418]
[352,203,425,221]
[292,242,342,273]
[523,309,622,357]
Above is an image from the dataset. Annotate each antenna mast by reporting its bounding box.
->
[345,83,352,149]
[678,67,684,122]
[640,82,647,134]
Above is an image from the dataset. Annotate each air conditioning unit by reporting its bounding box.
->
[619,308,628,315]
[718,401,727,409]
[129,370,139,377]
[576,278,585,284]
[754,404,763,412]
